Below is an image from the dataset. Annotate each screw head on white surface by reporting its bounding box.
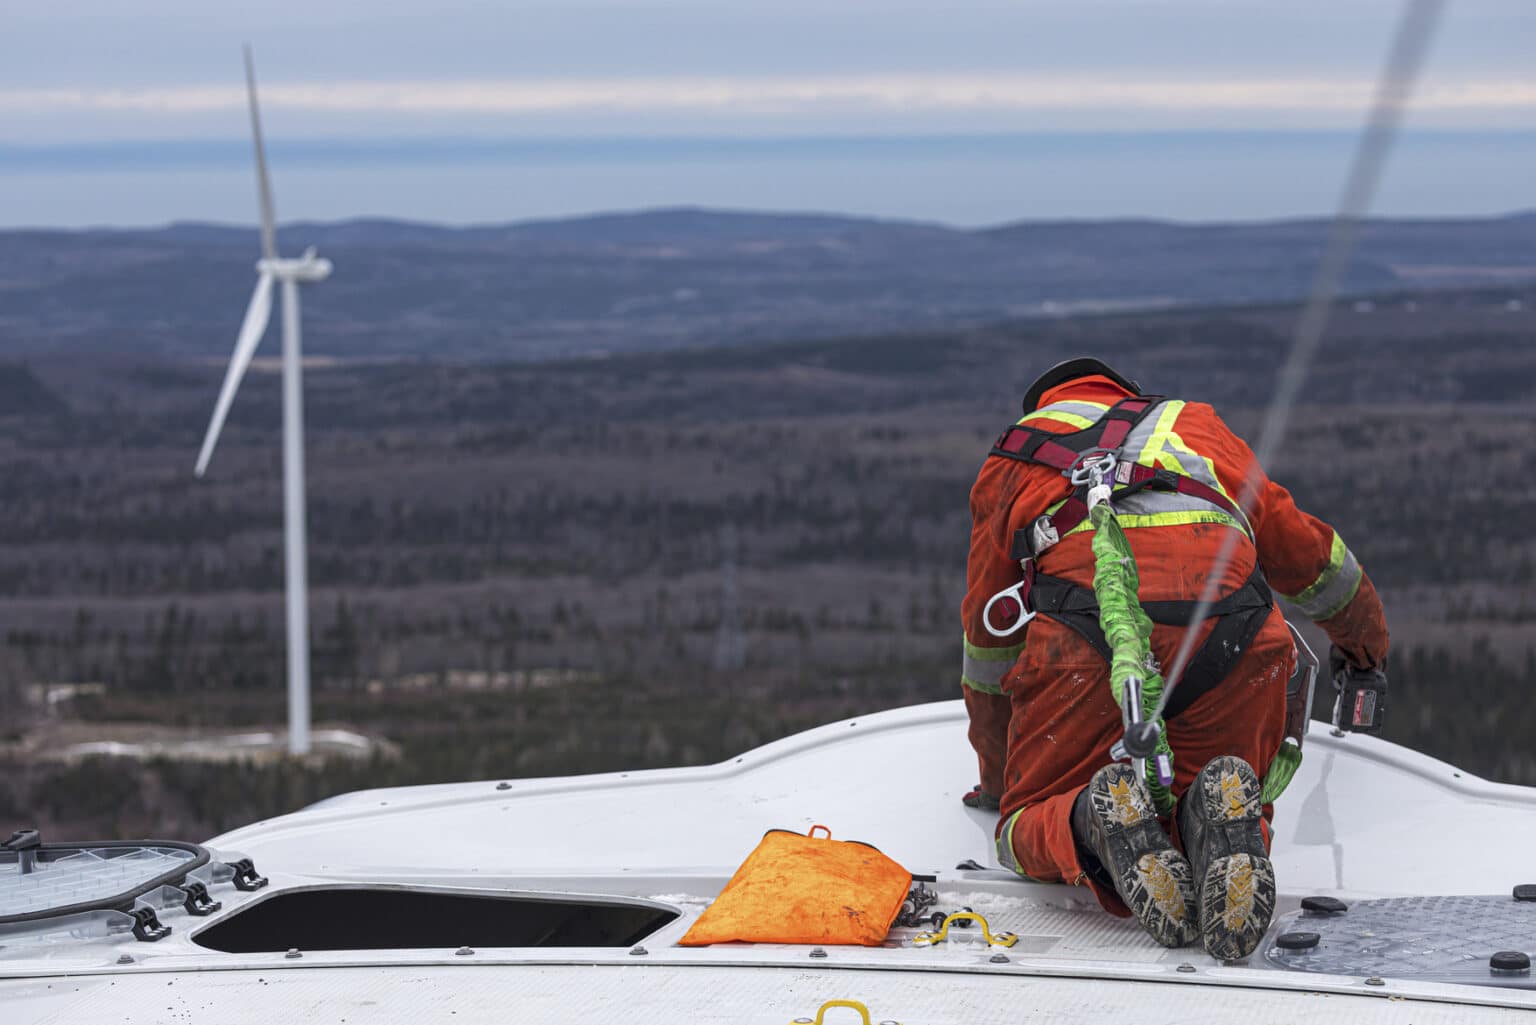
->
[1490,951,1530,973]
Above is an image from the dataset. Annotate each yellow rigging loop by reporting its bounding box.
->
[789,999,901,1025]
[911,910,1019,948]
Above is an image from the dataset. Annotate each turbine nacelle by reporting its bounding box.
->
[257,249,333,283]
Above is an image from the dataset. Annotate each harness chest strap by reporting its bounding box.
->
[1016,462,1249,561]
[992,394,1249,560]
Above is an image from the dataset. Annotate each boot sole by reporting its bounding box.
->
[1190,757,1276,960]
[1088,766,1198,948]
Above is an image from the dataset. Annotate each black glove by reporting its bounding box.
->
[1330,645,1387,734]
[962,785,1000,811]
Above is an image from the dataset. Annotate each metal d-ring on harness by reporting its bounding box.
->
[981,583,1034,639]
[979,456,1116,639]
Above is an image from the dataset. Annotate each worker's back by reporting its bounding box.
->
[964,375,1381,649]
[959,359,1389,962]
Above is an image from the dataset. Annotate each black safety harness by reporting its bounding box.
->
[988,395,1274,720]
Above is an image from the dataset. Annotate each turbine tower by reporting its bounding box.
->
[194,47,331,756]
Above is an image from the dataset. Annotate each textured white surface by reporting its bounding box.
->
[4,701,1536,1023]
[214,701,1536,900]
[4,964,1536,1025]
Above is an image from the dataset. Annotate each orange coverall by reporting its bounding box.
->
[962,375,1389,914]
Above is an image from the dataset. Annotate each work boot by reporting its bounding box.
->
[1177,756,1276,961]
[1070,763,1197,948]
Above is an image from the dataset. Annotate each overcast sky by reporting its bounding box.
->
[2,1,1533,225]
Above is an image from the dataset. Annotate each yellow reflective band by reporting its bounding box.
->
[1280,532,1364,621]
[1020,410,1095,430]
[962,634,1025,695]
[1136,400,1188,469]
[1321,572,1363,621]
[996,809,1044,881]
[1061,509,1246,537]
[1018,399,1110,431]
[961,674,1005,695]
[1131,400,1249,531]
[1324,533,1348,582]
[964,636,1026,662]
[1282,533,1347,605]
[998,809,1022,873]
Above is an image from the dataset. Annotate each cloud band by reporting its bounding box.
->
[4,73,1534,117]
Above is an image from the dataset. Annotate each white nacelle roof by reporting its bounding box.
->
[5,700,1536,1024]
[216,700,1536,900]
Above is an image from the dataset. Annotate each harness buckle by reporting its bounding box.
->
[1066,449,1117,487]
[1029,515,1059,555]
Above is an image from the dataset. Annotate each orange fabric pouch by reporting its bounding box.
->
[678,825,912,947]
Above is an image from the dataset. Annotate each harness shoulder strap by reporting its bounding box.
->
[999,396,1250,561]
[989,395,1165,468]
[1162,599,1274,719]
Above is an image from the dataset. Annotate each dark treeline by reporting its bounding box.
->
[2,641,1523,839]
[3,290,1536,838]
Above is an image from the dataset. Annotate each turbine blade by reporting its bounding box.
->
[195,272,275,477]
[243,44,278,261]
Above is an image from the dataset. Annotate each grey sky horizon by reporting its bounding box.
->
[2,1,1532,227]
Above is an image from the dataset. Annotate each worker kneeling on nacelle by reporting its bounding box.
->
[960,358,1389,960]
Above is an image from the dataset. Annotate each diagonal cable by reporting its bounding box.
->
[1155,0,1446,718]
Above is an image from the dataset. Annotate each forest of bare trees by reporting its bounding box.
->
[4,287,1536,837]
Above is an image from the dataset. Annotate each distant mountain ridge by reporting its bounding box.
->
[1,208,1532,361]
[103,206,1536,246]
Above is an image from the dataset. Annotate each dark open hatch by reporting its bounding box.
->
[192,886,678,952]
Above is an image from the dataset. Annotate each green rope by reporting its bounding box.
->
[1088,501,1176,816]
[1089,497,1303,809]
[1262,740,1303,804]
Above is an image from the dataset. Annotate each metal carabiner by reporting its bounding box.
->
[1109,675,1173,788]
[1067,449,1118,488]
[982,581,1035,638]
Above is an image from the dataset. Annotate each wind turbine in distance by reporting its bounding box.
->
[194,46,331,757]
